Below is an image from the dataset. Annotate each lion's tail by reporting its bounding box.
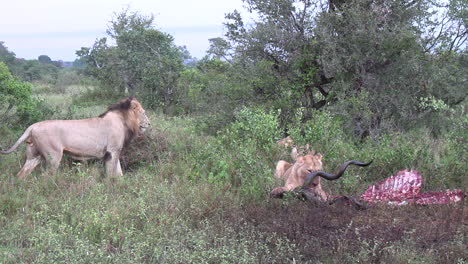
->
[0,125,34,154]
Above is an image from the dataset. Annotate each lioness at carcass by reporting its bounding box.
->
[272,145,371,200]
[1,97,150,179]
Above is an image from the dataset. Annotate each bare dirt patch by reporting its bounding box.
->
[223,199,467,263]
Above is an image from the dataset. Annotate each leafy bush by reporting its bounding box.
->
[223,107,281,151]
[177,108,283,199]
[0,62,54,128]
[288,110,351,154]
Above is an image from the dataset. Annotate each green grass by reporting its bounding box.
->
[0,83,466,263]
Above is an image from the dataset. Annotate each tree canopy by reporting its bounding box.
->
[214,0,466,138]
[76,9,187,112]
[73,2,466,138]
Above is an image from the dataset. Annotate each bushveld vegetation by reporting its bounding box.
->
[0,0,466,263]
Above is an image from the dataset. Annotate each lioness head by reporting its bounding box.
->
[272,148,326,199]
[292,152,324,186]
[275,148,323,186]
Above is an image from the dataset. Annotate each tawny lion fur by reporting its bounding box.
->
[272,147,328,200]
[1,97,150,179]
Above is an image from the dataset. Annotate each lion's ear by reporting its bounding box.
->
[316,153,323,160]
[291,147,298,161]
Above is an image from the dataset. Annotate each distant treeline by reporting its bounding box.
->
[0,41,81,83]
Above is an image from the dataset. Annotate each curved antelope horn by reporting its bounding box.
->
[303,160,372,187]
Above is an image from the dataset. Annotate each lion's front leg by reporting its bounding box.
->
[270,186,287,197]
[312,183,329,201]
[105,151,122,177]
[270,184,296,197]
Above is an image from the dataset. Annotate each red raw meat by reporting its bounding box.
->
[361,169,464,205]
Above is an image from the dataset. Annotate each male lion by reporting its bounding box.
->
[271,146,371,200]
[1,97,150,179]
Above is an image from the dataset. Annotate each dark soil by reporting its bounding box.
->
[225,198,467,263]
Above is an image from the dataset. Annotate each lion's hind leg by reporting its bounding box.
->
[17,157,41,180]
[17,142,42,180]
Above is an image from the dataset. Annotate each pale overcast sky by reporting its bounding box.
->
[0,0,249,61]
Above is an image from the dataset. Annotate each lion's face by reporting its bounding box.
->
[138,108,150,133]
[294,153,323,182]
[275,151,324,184]
[128,100,150,134]
[272,150,326,199]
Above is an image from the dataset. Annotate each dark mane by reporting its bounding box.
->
[99,97,135,118]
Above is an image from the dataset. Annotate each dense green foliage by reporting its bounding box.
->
[216,0,467,138]
[74,1,466,139]
[0,62,53,127]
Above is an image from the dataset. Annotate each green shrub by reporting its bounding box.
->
[0,62,54,128]
[180,108,283,199]
[288,109,354,159]
[223,107,281,151]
